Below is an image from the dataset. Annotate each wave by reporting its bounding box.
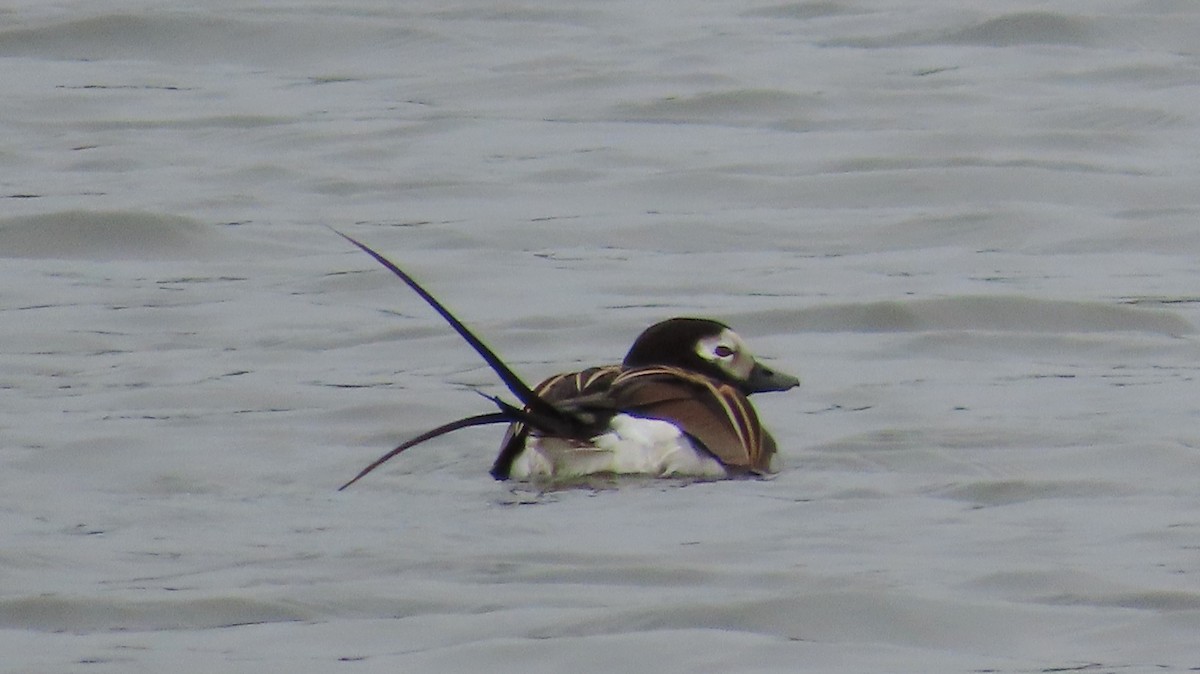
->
[0,210,225,260]
[0,594,312,632]
[738,296,1194,336]
[0,12,432,67]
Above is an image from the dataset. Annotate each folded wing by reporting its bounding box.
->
[492,365,775,479]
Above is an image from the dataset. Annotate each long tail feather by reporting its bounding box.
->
[338,412,513,491]
[475,390,555,430]
[332,229,575,433]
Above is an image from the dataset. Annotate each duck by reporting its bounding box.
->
[332,231,799,489]
[494,318,800,480]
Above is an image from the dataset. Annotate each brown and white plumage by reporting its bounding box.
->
[332,232,799,489]
[492,319,799,480]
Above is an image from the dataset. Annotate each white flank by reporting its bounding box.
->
[508,414,727,480]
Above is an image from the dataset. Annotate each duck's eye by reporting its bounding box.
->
[714,345,735,358]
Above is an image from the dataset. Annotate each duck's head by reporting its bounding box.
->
[622,317,800,394]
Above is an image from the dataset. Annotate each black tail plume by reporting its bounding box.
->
[337,412,513,491]
[332,229,576,433]
[332,229,596,488]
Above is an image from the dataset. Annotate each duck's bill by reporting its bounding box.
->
[743,361,800,393]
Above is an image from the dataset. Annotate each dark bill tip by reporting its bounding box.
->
[743,361,801,394]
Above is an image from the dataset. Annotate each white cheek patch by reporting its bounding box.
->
[696,329,755,381]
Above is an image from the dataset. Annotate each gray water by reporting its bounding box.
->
[3,2,1200,672]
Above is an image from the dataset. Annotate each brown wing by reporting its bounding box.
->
[491,364,777,478]
[491,365,622,479]
[606,366,776,474]
[530,365,622,403]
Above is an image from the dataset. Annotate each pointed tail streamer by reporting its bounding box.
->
[331,230,584,488]
[337,412,513,491]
